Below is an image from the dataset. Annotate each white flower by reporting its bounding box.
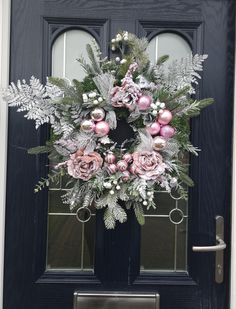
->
[116,34,122,41]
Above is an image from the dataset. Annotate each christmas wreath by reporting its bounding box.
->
[4,31,213,229]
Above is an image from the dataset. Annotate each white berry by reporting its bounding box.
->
[109,190,115,195]
[160,103,165,108]
[113,180,118,185]
[147,192,152,197]
[159,109,164,114]
[98,97,103,102]
[93,99,99,105]
[143,201,148,206]
[104,182,112,189]
[151,103,157,109]
[120,59,127,64]
[115,57,120,62]
[152,110,158,116]
[116,185,121,190]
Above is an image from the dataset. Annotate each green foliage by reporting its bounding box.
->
[156,55,169,65]
[179,171,194,187]
[134,203,145,225]
[34,169,63,193]
[28,145,52,155]
[86,44,102,74]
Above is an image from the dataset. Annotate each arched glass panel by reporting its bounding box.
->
[47,29,97,270]
[141,33,192,272]
[52,29,99,81]
[147,32,191,66]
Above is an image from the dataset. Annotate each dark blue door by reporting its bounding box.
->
[4,0,235,308]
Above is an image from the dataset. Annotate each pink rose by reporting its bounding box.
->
[130,151,166,180]
[67,150,103,180]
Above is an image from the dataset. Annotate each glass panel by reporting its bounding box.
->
[146,32,191,66]
[47,29,97,270]
[52,29,99,81]
[141,33,191,272]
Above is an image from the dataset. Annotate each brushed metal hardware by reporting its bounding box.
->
[73,292,160,309]
[192,216,226,283]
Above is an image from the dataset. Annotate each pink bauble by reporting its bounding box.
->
[117,160,128,172]
[95,121,110,137]
[122,170,130,182]
[105,152,116,164]
[122,153,133,163]
[157,109,173,125]
[90,108,105,122]
[107,164,117,174]
[80,119,95,133]
[146,122,161,136]
[137,95,152,111]
[160,125,175,138]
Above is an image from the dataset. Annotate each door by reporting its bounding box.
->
[4,0,235,308]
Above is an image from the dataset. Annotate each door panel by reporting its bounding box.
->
[4,0,235,309]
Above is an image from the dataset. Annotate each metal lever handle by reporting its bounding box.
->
[192,236,226,252]
[192,216,226,283]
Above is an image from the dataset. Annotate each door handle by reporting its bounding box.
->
[192,216,226,283]
[192,236,226,252]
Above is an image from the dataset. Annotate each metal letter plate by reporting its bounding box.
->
[74,292,160,309]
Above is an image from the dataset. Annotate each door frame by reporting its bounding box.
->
[0,1,235,308]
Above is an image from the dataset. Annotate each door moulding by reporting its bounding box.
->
[0,0,11,309]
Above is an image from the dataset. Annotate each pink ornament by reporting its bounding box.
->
[95,121,110,137]
[105,152,116,164]
[117,160,128,172]
[146,122,160,136]
[137,95,152,111]
[80,119,95,133]
[122,170,130,181]
[160,125,175,138]
[122,153,133,163]
[157,109,173,125]
[107,164,117,174]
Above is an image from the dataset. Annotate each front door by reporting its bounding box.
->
[4,1,235,309]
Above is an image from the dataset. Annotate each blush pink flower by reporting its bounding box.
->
[130,151,166,180]
[67,150,103,180]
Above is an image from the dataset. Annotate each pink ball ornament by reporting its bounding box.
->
[117,160,128,172]
[90,108,105,122]
[160,125,175,138]
[122,153,133,163]
[95,121,110,137]
[105,152,116,164]
[137,95,152,111]
[122,170,130,182]
[146,122,160,136]
[107,164,117,174]
[80,119,95,133]
[157,109,173,125]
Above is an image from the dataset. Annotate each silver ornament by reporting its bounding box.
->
[153,136,167,151]
[80,119,95,133]
[90,108,105,122]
